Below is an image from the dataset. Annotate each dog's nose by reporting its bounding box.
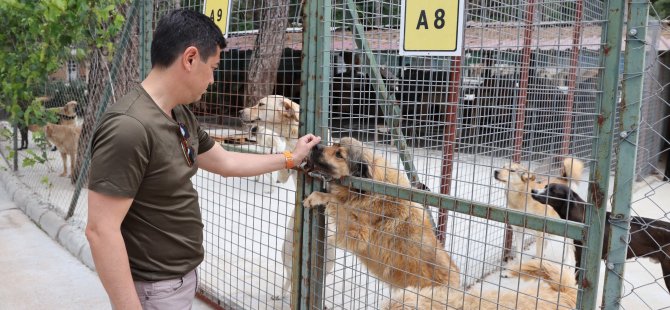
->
[302,144,324,171]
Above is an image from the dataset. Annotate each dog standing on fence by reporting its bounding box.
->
[302,137,461,289]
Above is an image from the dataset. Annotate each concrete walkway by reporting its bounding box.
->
[0,185,110,309]
[0,183,215,310]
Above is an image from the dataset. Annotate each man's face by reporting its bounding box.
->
[191,47,221,102]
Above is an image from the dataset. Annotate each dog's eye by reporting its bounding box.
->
[335,151,343,158]
[258,103,264,107]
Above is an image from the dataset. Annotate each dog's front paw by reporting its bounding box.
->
[303,192,329,209]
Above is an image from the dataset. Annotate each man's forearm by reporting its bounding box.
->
[88,230,141,309]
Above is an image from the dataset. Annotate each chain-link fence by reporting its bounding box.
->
[1,0,669,309]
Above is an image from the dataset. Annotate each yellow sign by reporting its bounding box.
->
[399,0,465,56]
[204,0,232,37]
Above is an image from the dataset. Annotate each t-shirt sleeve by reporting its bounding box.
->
[196,123,215,155]
[88,115,150,198]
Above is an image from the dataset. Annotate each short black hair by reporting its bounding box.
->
[151,8,227,68]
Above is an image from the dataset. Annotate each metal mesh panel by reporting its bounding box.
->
[604,4,670,307]
[310,0,599,308]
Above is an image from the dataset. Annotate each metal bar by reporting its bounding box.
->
[297,0,319,307]
[602,0,649,308]
[437,57,461,244]
[139,0,153,80]
[339,177,587,241]
[504,0,537,261]
[12,124,18,171]
[512,0,535,162]
[344,0,421,187]
[560,0,584,156]
[66,0,140,219]
[308,0,331,308]
[579,0,626,307]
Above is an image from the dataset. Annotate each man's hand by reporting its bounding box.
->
[292,134,321,164]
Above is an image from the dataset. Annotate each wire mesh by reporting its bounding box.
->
[311,0,599,308]
[602,2,670,308]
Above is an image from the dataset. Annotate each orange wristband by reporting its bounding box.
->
[283,151,295,169]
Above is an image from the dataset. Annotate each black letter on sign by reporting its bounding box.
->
[416,10,429,29]
[434,9,445,29]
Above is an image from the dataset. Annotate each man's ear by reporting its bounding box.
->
[182,46,198,70]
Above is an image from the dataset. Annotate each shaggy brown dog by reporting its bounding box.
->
[384,259,577,309]
[494,158,583,259]
[302,137,460,289]
[44,123,81,177]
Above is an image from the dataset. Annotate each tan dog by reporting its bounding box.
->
[384,259,577,309]
[56,101,78,126]
[44,123,81,177]
[240,95,329,300]
[239,95,300,192]
[494,158,583,260]
[302,137,460,289]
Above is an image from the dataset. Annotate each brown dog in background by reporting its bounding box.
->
[56,100,78,126]
[302,137,461,289]
[44,123,81,177]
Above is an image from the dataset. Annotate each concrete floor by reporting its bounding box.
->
[0,185,214,310]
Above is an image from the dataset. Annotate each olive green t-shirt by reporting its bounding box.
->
[88,86,215,281]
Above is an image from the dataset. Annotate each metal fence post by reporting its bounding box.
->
[12,124,18,171]
[296,0,324,307]
[139,0,153,80]
[580,0,627,308]
[602,0,649,308]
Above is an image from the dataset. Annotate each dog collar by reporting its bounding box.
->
[58,113,76,120]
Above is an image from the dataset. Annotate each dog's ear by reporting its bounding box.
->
[350,159,372,179]
[520,172,535,182]
[282,98,300,123]
[346,146,372,179]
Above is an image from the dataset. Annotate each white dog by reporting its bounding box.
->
[240,95,335,300]
[240,95,300,192]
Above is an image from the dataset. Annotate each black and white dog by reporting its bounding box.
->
[531,183,670,292]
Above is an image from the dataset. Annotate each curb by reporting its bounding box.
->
[0,169,95,271]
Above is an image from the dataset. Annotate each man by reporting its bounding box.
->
[85,9,320,309]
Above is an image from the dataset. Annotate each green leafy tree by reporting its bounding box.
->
[652,0,670,20]
[0,0,126,129]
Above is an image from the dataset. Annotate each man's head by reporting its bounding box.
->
[151,9,227,68]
